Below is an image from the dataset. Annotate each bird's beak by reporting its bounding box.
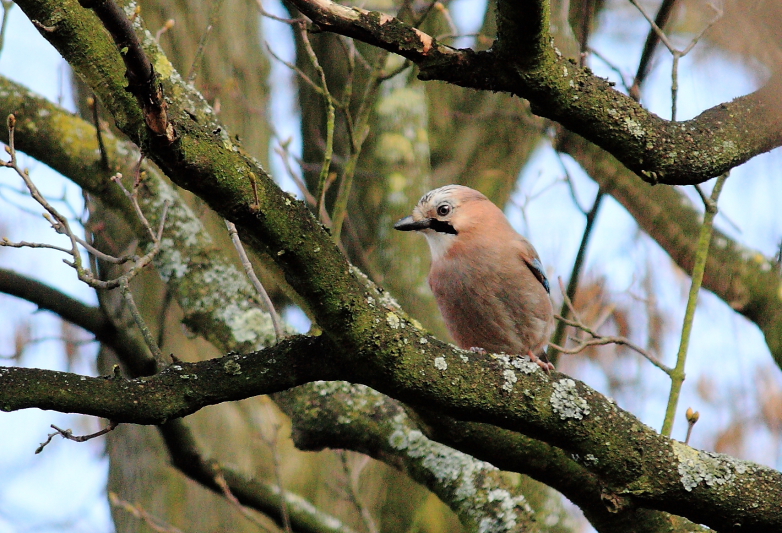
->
[394,216,431,232]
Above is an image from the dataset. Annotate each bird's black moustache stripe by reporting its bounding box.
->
[428,219,458,235]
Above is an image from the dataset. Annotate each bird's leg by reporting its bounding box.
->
[528,350,555,373]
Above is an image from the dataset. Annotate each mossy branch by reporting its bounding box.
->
[1,335,781,531]
[284,0,782,185]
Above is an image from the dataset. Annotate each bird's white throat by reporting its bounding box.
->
[423,231,457,262]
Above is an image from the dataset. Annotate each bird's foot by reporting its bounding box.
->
[469,347,487,354]
[527,351,555,373]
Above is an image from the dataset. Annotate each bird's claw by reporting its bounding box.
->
[527,351,555,373]
[469,346,487,354]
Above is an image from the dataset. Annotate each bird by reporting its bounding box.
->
[394,184,555,371]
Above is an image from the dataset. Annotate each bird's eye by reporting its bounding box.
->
[436,204,451,217]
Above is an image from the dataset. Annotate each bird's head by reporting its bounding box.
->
[394,184,491,260]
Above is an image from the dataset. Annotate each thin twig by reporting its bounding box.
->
[588,48,631,93]
[630,0,678,99]
[296,25,336,222]
[255,0,305,25]
[224,220,284,342]
[89,96,110,170]
[256,407,292,533]
[0,0,14,57]
[4,115,173,364]
[154,19,175,43]
[339,452,379,533]
[109,493,186,533]
[329,52,387,243]
[187,0,226,82]
[35,421,118,453]
[628,0,723,116]
[264,42,324,97]
[661,172,729,437]
[214,471,274,532]
[552,278,672,373]
[627,0,677,54]
[577,0,596,67]
[120,277,166,365]
[556,151,587,215]
[548,188,604,365]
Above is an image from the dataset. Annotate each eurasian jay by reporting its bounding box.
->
[394,185,556,371]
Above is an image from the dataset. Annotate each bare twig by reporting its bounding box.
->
[256,407,292,533]
[224,220,284,342]
[88,96,110,170]
[577,0,596,67]
[338,452,379,533]
[551,278,672,374]
[3,114,171,369]
[588,48,631,93]
[214,471,273,532]
[35,420,118,453]
[555,151,587,215]
[661,173,729,436]
[109,492,186,533]
[154,18,175,42]
[296,24,336,223]
[187,0,225,83]
[255,0,305,25]
[264,42,324,97]
[628,0,723,118]
[120,277,166,365]
[630,0,678,100]
[548,188,604,366]
[0,0,14,57]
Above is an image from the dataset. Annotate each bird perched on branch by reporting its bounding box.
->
[394,185,555,371]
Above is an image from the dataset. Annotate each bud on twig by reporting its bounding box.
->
[685,407,700,445]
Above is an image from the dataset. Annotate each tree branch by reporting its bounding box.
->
[158,419,359,533]
[78,0,173,140]
[276,383,538,533]
[283,0,782,185]
[2,335,782,531]
[0,267,156,375]
[278,383,708,533]
[0,335,334,422]
[557,130,782,368]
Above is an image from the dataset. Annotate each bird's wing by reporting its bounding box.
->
[515,239,550,294]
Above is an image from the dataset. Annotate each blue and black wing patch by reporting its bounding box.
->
[526,258,550,294]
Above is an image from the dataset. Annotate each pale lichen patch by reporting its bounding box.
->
[434,357,448,371]
[501,369,517,392]
[386,312,401,329]
[223,358,242,375]
[673,441,750,492]
[156,242,188,281]
[624,117,646,138]
[512,357,540,374]
[220,304,273,344]
[389,424,530,530]
[550,379,590,420]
